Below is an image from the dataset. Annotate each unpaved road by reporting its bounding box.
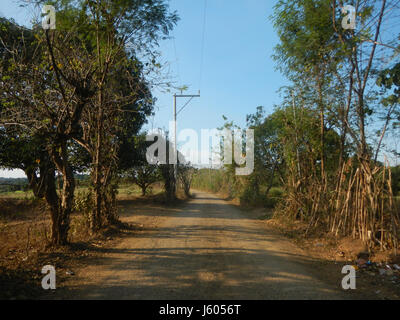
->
[55,191,347,300]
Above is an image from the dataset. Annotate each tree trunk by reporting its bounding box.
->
[141,185,147,196]
[89,163,102,232]
[103,183,118,225]
[25,167,45,199]
[90,105,104,232]
[46,142,75,245]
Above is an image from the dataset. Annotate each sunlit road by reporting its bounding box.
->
[56,191,345,300]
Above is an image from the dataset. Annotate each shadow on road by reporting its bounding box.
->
[57,243,346,299]
[51,192,351,300]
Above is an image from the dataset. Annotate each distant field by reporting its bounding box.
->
[0,183,164,200]
[0,190,34,199]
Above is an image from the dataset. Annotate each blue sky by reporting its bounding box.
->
[0,0,287,177]
[149,0,285,132]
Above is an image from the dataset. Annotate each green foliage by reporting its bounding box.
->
[272,0,339,79]
[261,187,284,209]
[390,165,400,196]
[377,62,400,126]
[129,164,161,196]
[73,190,93,216]
[178,163,197,197]
[192,169,229,194]
[0,0,179,244]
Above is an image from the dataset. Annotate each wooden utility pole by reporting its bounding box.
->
[173,92,201,190]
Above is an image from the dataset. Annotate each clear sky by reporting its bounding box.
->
[0,0,287,177]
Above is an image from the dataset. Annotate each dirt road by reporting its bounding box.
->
[56,191,347,300]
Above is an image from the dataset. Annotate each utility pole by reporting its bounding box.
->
[173,92,200,191]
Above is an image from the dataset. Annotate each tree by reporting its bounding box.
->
[159,136,177,202]
[271,0,400,246]
[61,0,177,230]
[0,0,178,244]
[246,106,285,197]
[272,0,339,182]
[0,128,53,199]
[127,134,161,196]
[375,62,400,161]
[0,17,98,244]
[130,165,160,196]
[0,17,55,200]
[178,163,197,198]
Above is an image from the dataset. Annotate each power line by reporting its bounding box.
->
[177,96,194,116]
[172,32,181,84]
[168,0,181,84]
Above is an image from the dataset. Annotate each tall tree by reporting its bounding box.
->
[272,0,339,183]
[0,17,97,244]
[0,0,178,244]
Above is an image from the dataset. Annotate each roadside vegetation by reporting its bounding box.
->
[1,0,400,299]
[193,0,400,257]
[0,0,201,246]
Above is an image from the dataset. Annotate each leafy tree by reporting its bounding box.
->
[130,164,160,196]
[246,106,285,197]
[271,0,400,246]
[127,135,161,196]
[272,0,340,180]
[178,163,197,198]
[375,62,400,161]
[0,17,98,244]
[0,0,178,244]
[158,135,177,202]
[0,17,53,199]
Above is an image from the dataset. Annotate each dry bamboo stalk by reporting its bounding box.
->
[386,161,398,255]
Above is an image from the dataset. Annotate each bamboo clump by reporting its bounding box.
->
[276,158,399,252]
